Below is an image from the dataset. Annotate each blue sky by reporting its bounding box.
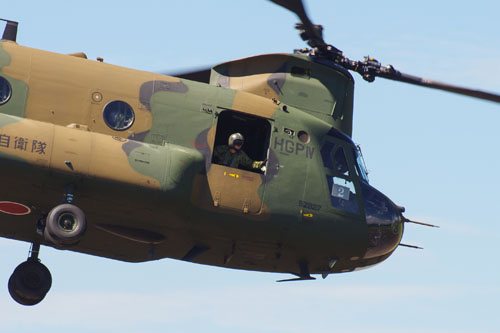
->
[1,1,500,332]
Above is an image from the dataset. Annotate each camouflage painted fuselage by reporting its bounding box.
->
[0,40,403,277]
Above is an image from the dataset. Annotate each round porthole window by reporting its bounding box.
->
[0,76,12,105]
[298,130,310,143]
[102,100,135,131]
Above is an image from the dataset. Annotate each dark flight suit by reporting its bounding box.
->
[213,145,257,169]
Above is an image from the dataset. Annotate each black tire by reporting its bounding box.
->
[43,229,63,249]
[8,260,52,306]
[8,276,40,306]
[44,203,87,245]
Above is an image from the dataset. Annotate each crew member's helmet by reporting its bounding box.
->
[228,133,244,149]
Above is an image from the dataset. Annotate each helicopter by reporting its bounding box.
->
[0,1,499,308]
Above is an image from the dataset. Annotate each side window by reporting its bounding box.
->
[102,100,135,131]
[0,76,12,105]
[211,110,271,173]
[321,141,359,214]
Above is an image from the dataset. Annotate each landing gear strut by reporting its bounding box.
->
[8,184,87,305]
[8,243,52,306]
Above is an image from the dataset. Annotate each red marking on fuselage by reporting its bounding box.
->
[241,175,254,182]
[191,141,209,149]
[0,201,31,215]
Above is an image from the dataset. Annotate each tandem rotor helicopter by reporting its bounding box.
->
[0,0,498,306]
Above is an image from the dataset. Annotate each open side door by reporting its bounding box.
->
[206,110,271,215]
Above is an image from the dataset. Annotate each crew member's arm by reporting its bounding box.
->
[238,151,264,170]
[213,145,227,164]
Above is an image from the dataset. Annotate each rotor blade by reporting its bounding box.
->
[268,0,311,25]
[378,70,500,104]
[166,67,212,84]
[0,18,18,42]
[268,0,326,49]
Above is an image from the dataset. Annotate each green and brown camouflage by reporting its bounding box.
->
[0,38,403,279]
[4,0,498,305]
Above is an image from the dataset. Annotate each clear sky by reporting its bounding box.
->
[1,1,499,332]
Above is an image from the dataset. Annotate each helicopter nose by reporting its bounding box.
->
[359,182,404,259]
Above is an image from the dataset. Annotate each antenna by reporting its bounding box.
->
[403,216,440,228]
[399,243,423,250]
[0,18,18,42]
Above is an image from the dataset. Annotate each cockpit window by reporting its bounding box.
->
[321,128,369,214]
[320,141,335,169]
[323,128,369,183]
[321,143,349,176]
[321,139,360,214]
[333,147,349,176]
[353,146,369,182]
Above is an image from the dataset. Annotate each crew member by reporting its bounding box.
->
[213,133,265,171]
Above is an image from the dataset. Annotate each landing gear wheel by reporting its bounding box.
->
[44,203,87,246]
[8,260,52,306]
